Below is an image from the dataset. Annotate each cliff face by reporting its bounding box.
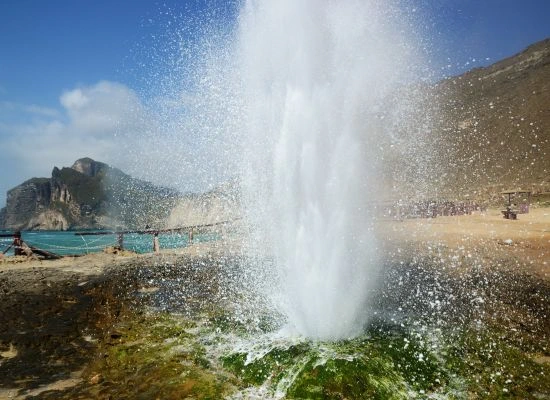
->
[0,158,180,231]
[166,181,240,228]
[1,178,52,229]
[71,157,105,177]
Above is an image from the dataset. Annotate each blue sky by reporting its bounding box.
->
[422,0,550,75]
[0,0,549,206]
[0,0,238,107]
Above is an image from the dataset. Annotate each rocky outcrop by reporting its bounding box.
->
[71,157,106,177]
[26,210,69,231]
[1,178,52,230]
[166,181,241,228]
[0,158,181,231]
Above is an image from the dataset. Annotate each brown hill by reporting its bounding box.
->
[431,38,550,202]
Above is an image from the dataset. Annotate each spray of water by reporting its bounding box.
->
[235,0,423,340]
[131,0,426,340]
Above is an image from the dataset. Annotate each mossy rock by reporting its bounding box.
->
[79,312,237,399]
[222,342,311,386]
[287,357,408,400]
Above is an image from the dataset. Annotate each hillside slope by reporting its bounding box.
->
[432,38,550,199]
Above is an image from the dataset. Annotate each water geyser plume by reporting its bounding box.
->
[236,0,421,340]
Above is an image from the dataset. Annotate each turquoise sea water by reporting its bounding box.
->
[0,230,217,256]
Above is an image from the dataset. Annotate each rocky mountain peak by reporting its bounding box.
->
[0,158,180,231]
[71,158,107,178]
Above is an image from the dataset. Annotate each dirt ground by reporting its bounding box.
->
[0,209,548,399]
[377,207,550,280]
[0,253,130,399]
[0,250,217,400]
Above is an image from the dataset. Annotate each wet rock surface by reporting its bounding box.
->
[0,250,549,399]
[0,253,232,399]
[0,266,124,398]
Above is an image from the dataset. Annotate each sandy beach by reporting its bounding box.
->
[378,207,550,280]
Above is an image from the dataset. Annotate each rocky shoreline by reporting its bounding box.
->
[0,250,230,399]
[0,212,549,398]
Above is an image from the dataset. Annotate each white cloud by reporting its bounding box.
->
[60,81,146,137]
[0,101,61,119]
[0,81,150,205]
[25,104,61,118]
[64,83,142,138]
[60,88,89,110]
[0,79,237,207]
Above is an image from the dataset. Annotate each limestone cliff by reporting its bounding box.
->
[0,158,180,231]
[166,181,240,228]
[1,178,52,230]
